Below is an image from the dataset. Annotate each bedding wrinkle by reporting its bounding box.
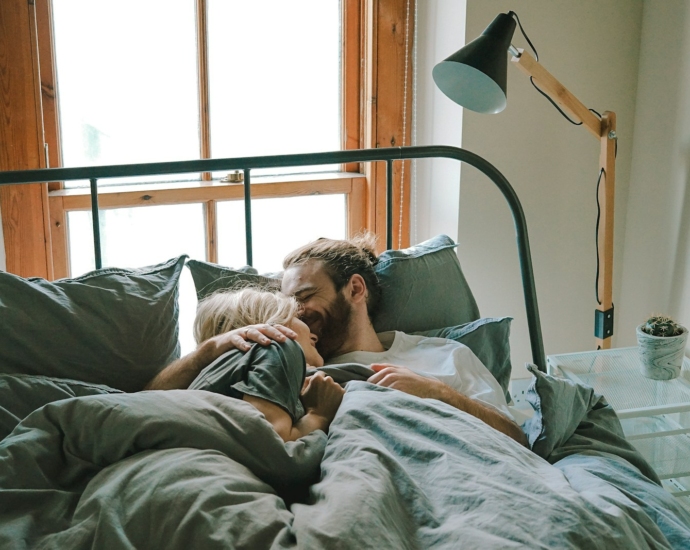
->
[62,449,296,550]
[1,371,689,548]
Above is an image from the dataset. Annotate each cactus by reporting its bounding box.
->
[641,315,684,337]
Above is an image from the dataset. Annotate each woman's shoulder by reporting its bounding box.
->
[253,338,305,366]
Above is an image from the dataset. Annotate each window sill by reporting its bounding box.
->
[48,171,365,210]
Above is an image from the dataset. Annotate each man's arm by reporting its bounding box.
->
[368,364,528,447]
[144,324,297,391]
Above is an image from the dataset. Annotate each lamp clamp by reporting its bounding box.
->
[594,306,615,339]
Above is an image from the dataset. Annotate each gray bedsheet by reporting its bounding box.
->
[1,380,689,548]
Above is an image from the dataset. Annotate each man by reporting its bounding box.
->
[280,235,527,446]
[147,235,526,446]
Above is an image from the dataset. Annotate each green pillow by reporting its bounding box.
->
[0,256,186,392]
[187,235,480,335]
[372,234,480,333]
[0,373,122,440]
[187,260,280,301]
[415,317,512,401]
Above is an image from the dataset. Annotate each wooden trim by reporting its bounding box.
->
[362,0,378,236]
[205,200,218,263]
[36,0,61,174]
[595,111,616,350]
[28,0,53,280]
[511,50,602,139]
[196,0,211,172]
[52,176,363,210]
[0,0,52,278]
[343,0,362,173]
[48,195,69,278]
[348,176,367,236]
[36,0,68,277]
[362,0,413,251]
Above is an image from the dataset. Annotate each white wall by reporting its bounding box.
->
[415,0,643,378]
[619,1,690,347]
[412,0,466,244]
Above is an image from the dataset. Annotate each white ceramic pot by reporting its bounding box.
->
[636,324,688,380]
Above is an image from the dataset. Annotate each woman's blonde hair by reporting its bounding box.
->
[193,288,300,345]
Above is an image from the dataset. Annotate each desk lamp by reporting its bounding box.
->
[433,11,617,349]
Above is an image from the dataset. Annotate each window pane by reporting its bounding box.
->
[68,204,206,275]
[217,195,346,272]
[52,0,200,186]
[208,0,341,175]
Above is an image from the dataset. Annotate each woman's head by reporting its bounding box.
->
[194,287,323,367]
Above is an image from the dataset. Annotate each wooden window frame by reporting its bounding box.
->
[1,0,414,279]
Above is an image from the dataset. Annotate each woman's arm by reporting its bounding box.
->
[144,324,296,390]
[244,372,345,443]
[368,364,527,447]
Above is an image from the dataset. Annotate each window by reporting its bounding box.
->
[0,0,413,279]
[50,0,351,275]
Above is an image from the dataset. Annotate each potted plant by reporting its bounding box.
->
[636,315,688,380]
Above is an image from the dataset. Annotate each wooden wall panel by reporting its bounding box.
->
[0,0,51,278]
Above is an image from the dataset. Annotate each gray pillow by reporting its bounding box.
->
[187,260,280,301]
[415,317,512,402]
[0,255,186,392]
[372,234,480,333]
[187,235,480,334]
[0,373,122,440]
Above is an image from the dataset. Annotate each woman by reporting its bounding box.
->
[188,288,344,443]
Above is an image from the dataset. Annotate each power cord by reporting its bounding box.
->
[595,167,605,305]
[510,11,602,126]
[509,11,616,310]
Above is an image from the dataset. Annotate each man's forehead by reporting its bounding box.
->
[281,261,332,295]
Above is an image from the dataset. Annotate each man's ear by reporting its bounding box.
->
[347,274,368,304]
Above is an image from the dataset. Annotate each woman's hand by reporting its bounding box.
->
[300,371,345,424]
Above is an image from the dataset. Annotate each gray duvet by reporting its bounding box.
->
[1,379,689,549]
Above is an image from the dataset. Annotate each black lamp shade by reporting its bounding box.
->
[433,13,517,114]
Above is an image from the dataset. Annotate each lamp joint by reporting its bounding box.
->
[508,44,521,58]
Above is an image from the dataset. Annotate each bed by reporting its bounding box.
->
[1,146,689,549]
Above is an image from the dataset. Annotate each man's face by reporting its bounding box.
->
[281,261,352,359]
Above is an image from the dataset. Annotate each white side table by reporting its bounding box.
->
[547,347,690,512]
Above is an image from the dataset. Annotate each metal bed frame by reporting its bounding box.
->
[0,145,546,370]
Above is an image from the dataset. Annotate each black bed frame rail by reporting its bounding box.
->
[0,145,546,370]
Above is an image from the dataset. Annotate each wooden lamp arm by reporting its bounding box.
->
[511,49,603,137]
[510,48,617,349]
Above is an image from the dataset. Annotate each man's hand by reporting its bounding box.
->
[300,371,345,424]
[144,324,296,391]
[368,363,528,447]
[367,363,443,399]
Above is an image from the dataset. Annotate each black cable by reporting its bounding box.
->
[510,11,604,127]
[509,11,539,61]
[510,11,615,310]
[595,167,605,305]
[530,79,583,125]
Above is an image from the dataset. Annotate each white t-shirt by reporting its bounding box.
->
[328,331,514,421]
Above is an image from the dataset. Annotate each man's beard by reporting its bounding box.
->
[314,291,352,360]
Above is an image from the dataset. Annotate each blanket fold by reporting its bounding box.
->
[1,380,688,549]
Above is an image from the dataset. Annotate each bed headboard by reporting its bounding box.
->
[0,145,546,370]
